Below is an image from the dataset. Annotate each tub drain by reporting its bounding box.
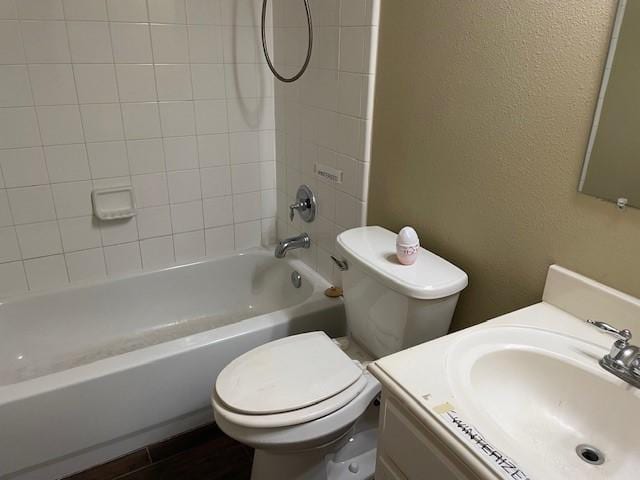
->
[576,445,605,465]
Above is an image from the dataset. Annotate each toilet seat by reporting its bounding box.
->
[214,374,368,428]
[216,332,364,416]
[213,371,381,451]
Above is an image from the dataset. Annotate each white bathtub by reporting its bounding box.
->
[0,249,345,480]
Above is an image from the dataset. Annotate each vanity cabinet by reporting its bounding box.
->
[376,393,480,480]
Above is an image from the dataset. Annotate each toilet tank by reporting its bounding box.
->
[336,227,468,359]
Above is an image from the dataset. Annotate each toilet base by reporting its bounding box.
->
[250,404,378,480]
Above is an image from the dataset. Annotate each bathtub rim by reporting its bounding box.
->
[0,247,305,304]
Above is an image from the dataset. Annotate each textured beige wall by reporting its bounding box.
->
[368,0,640,331]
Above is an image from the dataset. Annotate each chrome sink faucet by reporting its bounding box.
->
[274,233,310,258]
[587,320,640,388]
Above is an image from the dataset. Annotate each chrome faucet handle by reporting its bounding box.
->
[586,320,632,343]
[289,200,306,221]
[587,320,640,388]
[288,185,316,223]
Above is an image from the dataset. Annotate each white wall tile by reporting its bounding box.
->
[65,248,106,282]
[132,173,169,207]
[0,190,13,226]
[233,191,260,223]
[0,0,17,20]
[338,72,363,117]
[261,217,276,245]
[340,0,366,26]
[110,22,153,63]
[229,131,259,164]
[227,97,273,131]
[234,220,260,250]
[225,63,258,99]
[0,226,21,262]
[25,254,68,290]
[37,105,84,145]
[188,25,223,63]
[258,131,276,162]
[87,141,129,178]
[0,21,24,64]
[197,133,229,167]
[92,176,130,190]
[170,200,203,232]
[260,189,276,218]
[151,24,189,63]
[0,261,28,297]
[45,144,90,183]
[121,102,162,139]
[104,241,141,275]
[191,64,226,100]
[0,65,33,107]
[260,161,275,190]
[81,103,124,142]
[18,0,63,19]
[203,195,232,227]
[21,20,70,63]
[0,147,49,187]
[107,0,147,22]
[67,21,114,63]
[137,205,172,239]
[159,101,196,137]
[186,0,221,26]
[155,64,193,101]
[63,0,107,21]
[74,64,119,104]
[0,107,41,148]
[29,64,78,107]
[116,64,157,102]
[231,163,260,193]
[201,166,231,198]
[140,235,174,269]
[127,138,165,175]
[174,229,205,262]
[149,0,186,24]
[100,217,138,246]
[164,136,198,171]
[8,185,56,223]
[51,180,92,218]
[195,99,228,134]
[16,220,62,257]
[59,215,101,251]
[221,26,257,63]
[205,224,234,257]
[168,169,201,203]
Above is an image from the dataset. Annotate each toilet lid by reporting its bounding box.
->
[215,332,363,415]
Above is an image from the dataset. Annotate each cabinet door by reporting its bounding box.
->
[376,456,407,480]
[377,397,475,480]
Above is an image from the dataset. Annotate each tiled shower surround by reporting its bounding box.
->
[0,0,378,296]
[273,0,379,284]
[0,0,276,295]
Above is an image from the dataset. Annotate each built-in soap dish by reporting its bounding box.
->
[92,186,136,221]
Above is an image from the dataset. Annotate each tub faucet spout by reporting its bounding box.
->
[275,233,311,258]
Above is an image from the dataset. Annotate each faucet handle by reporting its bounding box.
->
[586,320,632,342]
[289,200,305,221]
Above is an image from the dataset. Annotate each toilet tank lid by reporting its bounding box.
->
[336,226,468,300]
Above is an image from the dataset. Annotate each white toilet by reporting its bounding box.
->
[212,226,468,480]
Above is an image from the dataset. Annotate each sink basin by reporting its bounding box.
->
[446,326,640,480]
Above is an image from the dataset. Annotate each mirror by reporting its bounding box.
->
[579,0,640,209]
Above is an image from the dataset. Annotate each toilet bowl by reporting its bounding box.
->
[212,226,468,480]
